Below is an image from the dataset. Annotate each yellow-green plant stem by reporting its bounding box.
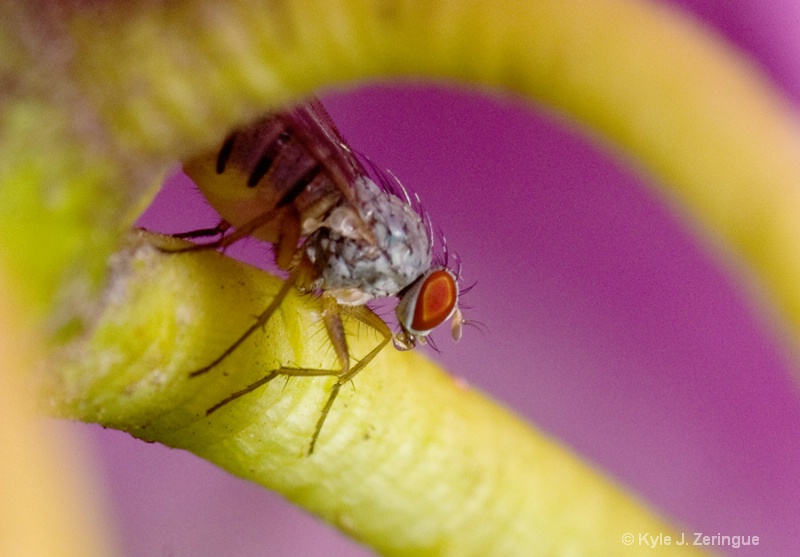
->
[3,0,800,555]
[54,231,701,556]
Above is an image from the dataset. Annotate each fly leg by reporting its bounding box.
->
[171,220,231,241]
[159,206,284,254]
[204,294,393,455]
[303,301,392,454]
[186,206,305,378]
[189,264,300,377]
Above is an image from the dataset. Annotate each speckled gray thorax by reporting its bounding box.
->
[304,176,432,306]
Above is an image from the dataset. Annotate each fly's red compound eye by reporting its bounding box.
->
[412,269,458,332]
[395,268,459,340]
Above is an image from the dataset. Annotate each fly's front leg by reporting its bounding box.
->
[303,296,392,454]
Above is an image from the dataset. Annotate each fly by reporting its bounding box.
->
[176,98,465,454]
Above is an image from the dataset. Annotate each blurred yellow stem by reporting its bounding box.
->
[0,272,117,557]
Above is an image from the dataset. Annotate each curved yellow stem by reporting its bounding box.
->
[53,231,700,556]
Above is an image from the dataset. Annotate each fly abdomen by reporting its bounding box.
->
[277,163,322,208]
[185,107,353,248]
[206,113,336,211]
[215,133,237,174]
[247,131,291,188]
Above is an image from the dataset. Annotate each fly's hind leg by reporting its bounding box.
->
[205,293,393,455]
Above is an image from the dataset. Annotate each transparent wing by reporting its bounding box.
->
[278,98,368,211]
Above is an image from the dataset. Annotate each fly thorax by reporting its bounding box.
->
[324,205,365,239]
[304,177,432,301]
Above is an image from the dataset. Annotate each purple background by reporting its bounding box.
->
[76,1,800,555]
